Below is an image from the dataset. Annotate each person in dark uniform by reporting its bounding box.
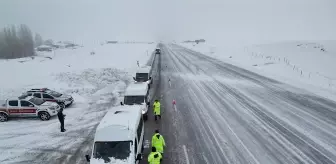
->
[57,108,66,132]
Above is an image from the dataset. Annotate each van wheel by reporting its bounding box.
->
[39,112,51,121]
[0,113,8,122]
[143,114,148,121]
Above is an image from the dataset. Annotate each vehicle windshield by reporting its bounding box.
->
[29,97,45,105]
[135,73,148,81]
[18,93,29,99]
[93,141,131,162]
[48,91,62,97]
[124,96,145,105]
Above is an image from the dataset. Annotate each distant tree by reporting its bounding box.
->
[18,24,34,57]
[34,33,43,47]
[0,30,7,58]
[0,24,36,59]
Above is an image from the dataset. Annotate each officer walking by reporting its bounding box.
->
[57,108,66,132]
[153,99,161,121]
[148,147,162,164]
[151,129,166,155]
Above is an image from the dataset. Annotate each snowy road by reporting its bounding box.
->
[148,44,336,164]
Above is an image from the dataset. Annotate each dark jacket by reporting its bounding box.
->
[57,111,65,121]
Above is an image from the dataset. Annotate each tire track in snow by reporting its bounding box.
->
[166,44,261,163]
[201,71,336,163]
[202,81,315,164]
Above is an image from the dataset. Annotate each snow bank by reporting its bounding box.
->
[0,43,156,99]
[180,41,336,100]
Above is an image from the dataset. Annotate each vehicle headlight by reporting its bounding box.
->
[49,107,56,110]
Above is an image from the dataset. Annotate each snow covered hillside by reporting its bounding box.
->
[181,41,336,99]
[0,43,156,163]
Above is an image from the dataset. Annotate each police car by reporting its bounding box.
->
[21,88,74,109]
[0,96,60,122]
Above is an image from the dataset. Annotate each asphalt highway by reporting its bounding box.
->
[141,43,336,164]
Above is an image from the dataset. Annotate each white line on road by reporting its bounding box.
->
[183,145,190,164]
[173,104,177,112]
[144,140,150,148]
[169,81,171,87]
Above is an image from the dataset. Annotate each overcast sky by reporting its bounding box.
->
[1,0,335,45]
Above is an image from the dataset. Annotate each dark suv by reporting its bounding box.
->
[155,48,161,54]
[21,88,74,108]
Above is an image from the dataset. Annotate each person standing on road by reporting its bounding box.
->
[148,147,162,164]
[153,99,161,120]
[57,108,66,132]
[151,129,166,155]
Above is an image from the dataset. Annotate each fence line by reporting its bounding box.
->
[246,48,335,88]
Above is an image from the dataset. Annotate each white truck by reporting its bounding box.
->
[0,96,61,122]
[133,66,153,85]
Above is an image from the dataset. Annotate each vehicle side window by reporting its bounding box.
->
[43,94,54,99]
[137,116,144,140]
[134,138,138,155]
[8,100,18,107]
[33,93,42,98]
[20,100,33,107]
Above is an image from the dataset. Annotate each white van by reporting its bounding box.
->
[85,105,145,164]
[121,82,150,120]
[133,66,152,84]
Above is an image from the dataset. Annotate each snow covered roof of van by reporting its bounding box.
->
[124,82,148,96]
[95,105,142,142]
[136,66,151,73]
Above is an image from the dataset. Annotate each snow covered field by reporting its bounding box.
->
[0,43,156,163]
[181,41,336,100]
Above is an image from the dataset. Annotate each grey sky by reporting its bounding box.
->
[1,0,335,45]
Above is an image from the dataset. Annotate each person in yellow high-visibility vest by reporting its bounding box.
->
[153,99,161,121]
[151,129,166,154]
[148,147,162,164]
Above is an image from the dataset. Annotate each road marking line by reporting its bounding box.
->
[169,81,171,87]
[144,140,150,148]
[183,145,190,164]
